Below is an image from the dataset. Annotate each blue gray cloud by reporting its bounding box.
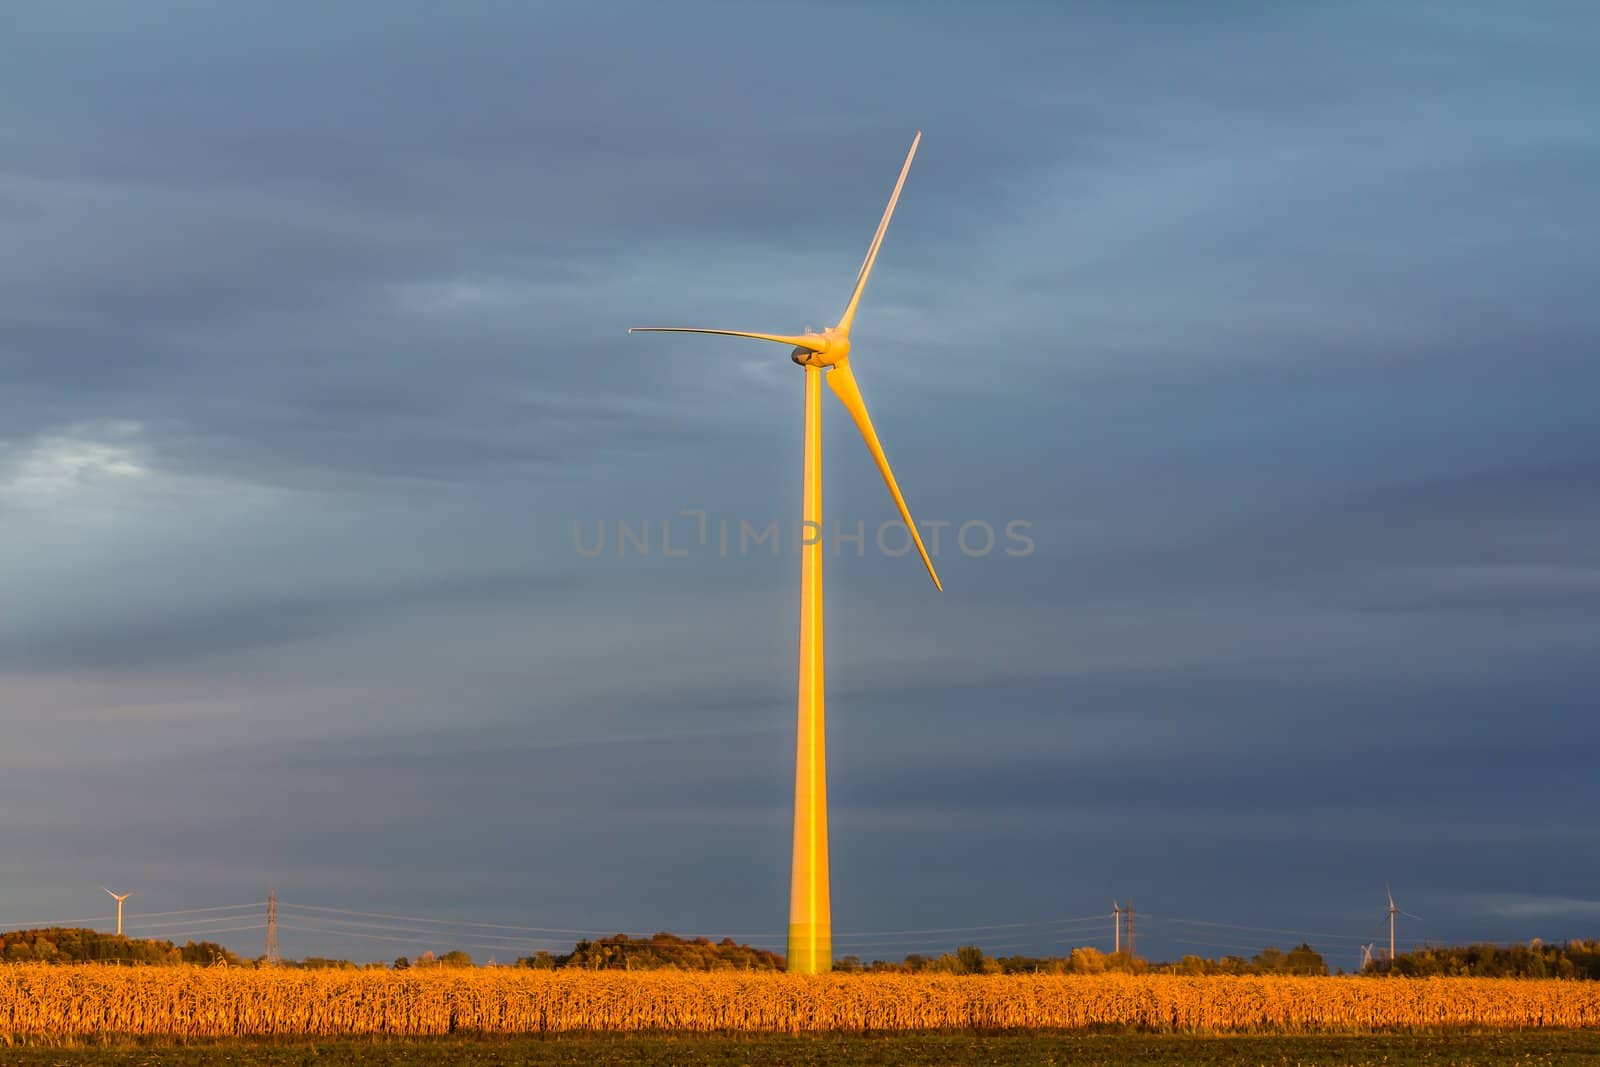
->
[1,1,1597,964]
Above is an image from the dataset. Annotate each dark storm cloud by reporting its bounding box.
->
[7,667,1597,958]
[2,1,1599,963]
[0,566,577,672]
[6,0,1597,493]
[1052,461,1600,602]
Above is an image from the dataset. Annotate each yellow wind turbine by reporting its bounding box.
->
[630,132,941,974]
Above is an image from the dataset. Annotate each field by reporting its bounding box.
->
[4,966,1600,1039]
[7,1032,1600,1066]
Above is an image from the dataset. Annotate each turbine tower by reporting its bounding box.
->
[1385,883,1419,964]
[631,133,941,974]
[102,886,133,937]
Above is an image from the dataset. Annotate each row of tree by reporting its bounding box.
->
[514,933,785,971]
[7,926,1596,979]
[502,939,1328,975]
[0,927,243,966]
[1375,939,1600,979]
[806,944,1328,976]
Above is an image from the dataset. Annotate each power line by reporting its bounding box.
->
[0,914,118,930]
[130,902,268,918]
[275,923,578,958]
[1138,913,1375,944]
[1166,937,1281,955]
[0,901,265,931]
[278,901,1109,942]
[129,914,280,932]
[272,923,1107,963]
[834,914,1111,938]
[274,914,625,949]
[270,921,1097,957]
[827,927,1106,952]
[275,903,1397,960]
[1,894,1497,965]
[279,903,660,937]
[273,906,1108,955]
[157,923,269,939]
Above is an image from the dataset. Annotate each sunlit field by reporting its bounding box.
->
[4,966,1600,1039]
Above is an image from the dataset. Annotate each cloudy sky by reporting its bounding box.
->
[3,2,1598,967]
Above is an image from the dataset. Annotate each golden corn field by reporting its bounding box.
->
[2,966,1599,1038]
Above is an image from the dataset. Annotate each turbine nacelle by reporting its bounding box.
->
[791,329,849,367]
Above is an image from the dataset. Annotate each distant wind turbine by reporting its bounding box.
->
[1385,883,1420,964]
[630,133,942,974]
[102,886,133,937]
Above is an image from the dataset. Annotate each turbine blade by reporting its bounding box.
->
[826,362,941,590]
[629,327,823,351]
[836,131,920,335]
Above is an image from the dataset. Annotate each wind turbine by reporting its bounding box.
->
[630,132,941,974]
[1385,883,1420,965]
[102,886,133,937]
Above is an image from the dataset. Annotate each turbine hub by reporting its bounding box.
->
[791,331,848,368]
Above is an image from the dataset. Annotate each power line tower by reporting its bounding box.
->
[1126,898,1135,958]
[264,887,281,965]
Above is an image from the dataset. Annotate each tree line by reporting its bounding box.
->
[7,926,1596,978]
[513,933,785,971]
[0,927,243,966]
[807,944,1329,976]
[504,939,1329,975]
[1373,939,1600,979]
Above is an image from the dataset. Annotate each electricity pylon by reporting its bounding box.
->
[264,887,281,964]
